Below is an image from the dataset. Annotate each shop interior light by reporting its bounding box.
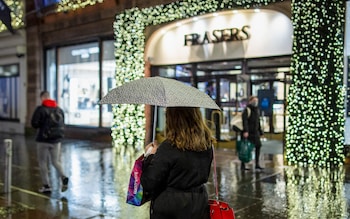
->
[277,67,290,72]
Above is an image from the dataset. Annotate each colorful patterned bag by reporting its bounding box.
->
[126,154,150,206]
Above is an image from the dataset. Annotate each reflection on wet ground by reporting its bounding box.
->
[0,133,349,218]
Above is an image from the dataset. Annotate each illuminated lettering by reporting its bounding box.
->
[184,25,250,46]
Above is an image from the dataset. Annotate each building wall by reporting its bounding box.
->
[25,0,120,139]
[0,30,26,134]
[22,0,182,139]
[23,0,290,140]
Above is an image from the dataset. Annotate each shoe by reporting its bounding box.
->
[39,185,51,193]
[62,177,69,186]
[240,163,250,171]
[61,177,69,192]
[256,166,264,171]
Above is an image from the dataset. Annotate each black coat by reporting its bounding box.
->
[31,99,64,143]
[242,104,263,147]
[141,140,213,219]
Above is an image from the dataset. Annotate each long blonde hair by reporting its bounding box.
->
[165,107,213,151]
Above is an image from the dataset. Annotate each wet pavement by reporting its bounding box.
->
[0,133,350,218]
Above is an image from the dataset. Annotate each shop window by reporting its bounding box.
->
[46,49,57,100]
[57,43,100,127]
[0,64,19,120]
[46,41,115,127]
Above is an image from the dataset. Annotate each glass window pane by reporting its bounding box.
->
[158,66,175,77]
[57,43,100,127]
[46,49,57,100]
[101,40,116,127]
[0,77,19,120]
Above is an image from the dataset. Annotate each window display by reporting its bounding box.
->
[46,41,115,127]
[0,64,19,120]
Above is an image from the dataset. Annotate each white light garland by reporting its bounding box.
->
[286,0,345,167]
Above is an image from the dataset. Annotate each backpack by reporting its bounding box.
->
[42,107,65,141]
[230,107,251,132]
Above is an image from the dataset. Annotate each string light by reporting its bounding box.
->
[0,0,104,33]
[57,0,104,12]
[0,0,24,33]
[285,0,345,167]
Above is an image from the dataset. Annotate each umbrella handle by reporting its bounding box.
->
[152,106,158,142]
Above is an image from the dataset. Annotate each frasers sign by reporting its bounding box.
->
[184,25,250,46]
[145,9,293,65]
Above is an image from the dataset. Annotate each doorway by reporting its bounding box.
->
[151,56,291,144]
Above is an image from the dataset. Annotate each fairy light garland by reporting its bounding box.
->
[286,0,345,166]
[0,0,104,33]
[112,0,284,149]
[0,0,24,33]
[57,0,104,12]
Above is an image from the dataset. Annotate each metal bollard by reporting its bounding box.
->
[4,139,12,193]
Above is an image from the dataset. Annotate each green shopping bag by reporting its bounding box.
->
[237,139,254,163]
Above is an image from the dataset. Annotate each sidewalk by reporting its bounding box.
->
[0,133,349,218]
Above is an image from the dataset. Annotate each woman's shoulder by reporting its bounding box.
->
[159,139,176,151]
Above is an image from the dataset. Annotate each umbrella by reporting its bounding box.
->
[100,76,220,141]
[100,76,220,109]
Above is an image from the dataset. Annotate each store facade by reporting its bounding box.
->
[0,1,25,134]
[0,31,26,134]
[23,0,122,140]
[103,0,293,147]
[145,8,293,142]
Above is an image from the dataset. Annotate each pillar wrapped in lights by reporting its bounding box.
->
[286,0,345,166]
[112,0,284,149]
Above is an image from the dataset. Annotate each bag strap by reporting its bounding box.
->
[212,146,219,200]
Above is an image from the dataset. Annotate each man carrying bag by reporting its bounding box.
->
[241,96,264,171]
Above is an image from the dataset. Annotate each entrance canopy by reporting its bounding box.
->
[145,9,293,65]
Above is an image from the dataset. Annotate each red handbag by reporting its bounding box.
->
[208,147,235,219]
[209,199,235,219]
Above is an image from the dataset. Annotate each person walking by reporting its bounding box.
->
[242,96,264,171]
[31,91,69,193]
[141,107,213,219]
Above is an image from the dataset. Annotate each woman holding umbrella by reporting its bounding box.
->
[141,107,214,219]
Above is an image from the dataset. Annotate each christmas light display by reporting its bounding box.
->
[286,0,345,167]
[112,0,285,149]
[0,0,24,33]
[57,0,104,12]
